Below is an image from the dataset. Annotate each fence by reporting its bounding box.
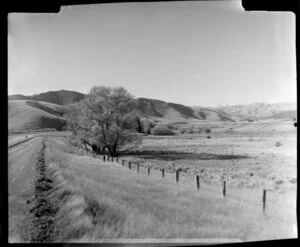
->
[88,152,268,213]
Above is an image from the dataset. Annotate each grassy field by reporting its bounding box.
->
[8,119,297,243]
[8,100,66,132]
[124,119,297,193]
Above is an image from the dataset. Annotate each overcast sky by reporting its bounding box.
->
[8,1,296,107]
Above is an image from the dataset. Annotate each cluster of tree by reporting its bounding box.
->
[64,86,143,157]
[151,124,175,135]
[64,86,213,156]
[135,117,156,135]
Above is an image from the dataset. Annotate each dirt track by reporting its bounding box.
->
[27,140,59,242]
[8,137,59,242]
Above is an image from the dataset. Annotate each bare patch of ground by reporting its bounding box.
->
[25,140,59,242]
[124,150,249,161]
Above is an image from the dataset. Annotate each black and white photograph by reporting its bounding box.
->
[7,0,297,243]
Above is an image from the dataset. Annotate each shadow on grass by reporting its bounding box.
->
[123,151,250,161]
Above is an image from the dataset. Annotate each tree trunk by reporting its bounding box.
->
[103,144,118,157]
[83,143,88,151]
[112,144,118,157]
[91,144,101,154]
[101,145,110,156]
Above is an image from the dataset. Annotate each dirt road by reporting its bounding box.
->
[8,137,51,242]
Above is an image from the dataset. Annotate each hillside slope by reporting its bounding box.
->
[192,106,236,122]
[218,102,296,120]
[136,98,235,122]
[8,100,67,133]
[9,90,85,106]
[9,90,295,123]
[9,90,236,123]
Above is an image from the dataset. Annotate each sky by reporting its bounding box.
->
[8,1,296,107]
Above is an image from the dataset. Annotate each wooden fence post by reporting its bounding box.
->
[103,155,106,162]
[116,157,118,163]
[112,156,114,162]
[93,153,95,158]
[148,166,150,175]
[263,189,267,212]
[176,170,179,183]
[122,160,124,166]
[129,162,131,170]
[162,168,165,178]
[223,181,226,198]
[196,175,200,190]
[137,164,139,173]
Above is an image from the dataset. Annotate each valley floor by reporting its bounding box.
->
[8,119,297,243]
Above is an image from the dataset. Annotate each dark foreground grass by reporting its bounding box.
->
[45,137,297,242]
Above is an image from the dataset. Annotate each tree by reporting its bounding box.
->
[64,86,142,156]
[140,117,151,135]
[64,100,96,151]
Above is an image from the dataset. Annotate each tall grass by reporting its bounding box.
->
[45,137,297,242]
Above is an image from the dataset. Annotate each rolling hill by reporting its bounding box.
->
[136,98,235,122]
[8,90,296,133]
[9,90,85,106]
[9,91,237,125]
[8,100,67,133]
[217,102,296,120]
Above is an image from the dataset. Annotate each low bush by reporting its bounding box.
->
[207,136,211,139]
[275,141,283,147]
[179,128,186,134]
[194,127,203,134]
[179,126,203,135]
[205,128,211,134]
[166,124,178,130]
[186,128,194,134]
[150,121,157,128]
[197,127,202,134]
[151,124,175,136]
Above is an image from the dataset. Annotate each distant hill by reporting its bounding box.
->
[260,110,296,120]
[217,102,296,120]
[8,100,67,133]
[8,90,296,133]
[136,98,235,122]
[8,90,85,105]
[9,91,236,123]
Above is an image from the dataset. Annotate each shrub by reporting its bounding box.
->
[194,127,203,134]
[275,141,283,147]
[151,124,175,136]
[186,128,194,134]
[207,135,211,139]
[150,121,157,128]
[180,128,186,134]
[179,126,203,134]
[167,124,179,130]
[205,128,211,133]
